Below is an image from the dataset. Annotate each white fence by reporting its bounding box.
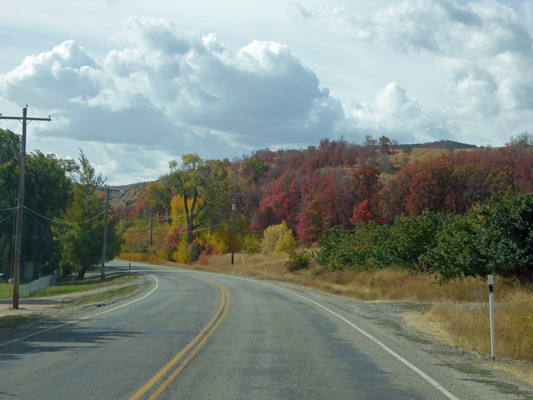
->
[19,269,60,298]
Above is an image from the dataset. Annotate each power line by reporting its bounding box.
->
[24,205,106,225]
[0,212,15,225]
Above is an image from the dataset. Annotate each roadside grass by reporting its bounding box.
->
[26,273,135,298]
[128,251,533,366]
[0,280,14,300]
[425,285,533,363]
[65,284,141,307]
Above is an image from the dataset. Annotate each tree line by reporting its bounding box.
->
[0,129,122,279]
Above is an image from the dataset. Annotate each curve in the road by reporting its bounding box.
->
[130,276,229,400]
[0,273,160,348]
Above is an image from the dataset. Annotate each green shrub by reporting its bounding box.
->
[242,234,260,254]
[260,221,296,254]
[426,214,483,280]
[59,259,74,278]
[312,228,360,271]
[387,210,447,269]
[189,240,203,262]
[285,251,311,271]
[427,193,533,281]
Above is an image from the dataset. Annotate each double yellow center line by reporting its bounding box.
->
[130,278,229,400]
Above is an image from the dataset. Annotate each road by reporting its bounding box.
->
[0,261,528,399]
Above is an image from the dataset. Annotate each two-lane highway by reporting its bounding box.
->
[0,261,520,399]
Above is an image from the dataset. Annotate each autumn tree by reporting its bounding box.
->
[350,165,383,225]
[167,154,233,244]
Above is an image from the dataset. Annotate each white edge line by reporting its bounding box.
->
[0,274,159,348]
[260,281,460,400]
[212,272,459,400]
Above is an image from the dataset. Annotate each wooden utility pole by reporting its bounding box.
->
[231,203,236,265]
[150,216,153,249]
[0,106,50,309]
[101,186,110,280]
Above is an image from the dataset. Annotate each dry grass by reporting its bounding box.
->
[422,285,533,363]
[121,251,533,366]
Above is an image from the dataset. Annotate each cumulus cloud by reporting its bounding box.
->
[350,82,457,143]
[303,0,533,144]
[0,17,344,158]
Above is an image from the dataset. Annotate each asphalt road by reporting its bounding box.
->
[0,261,528,399]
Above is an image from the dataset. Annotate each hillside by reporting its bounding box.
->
[110,141,477,210]
[109,182,149,210]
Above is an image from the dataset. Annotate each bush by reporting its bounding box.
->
[425,214,483,280]
[59,259,74,278]
[260,221,296,254]
[172,241,191,264]
[198,251,209,265]
[387,210,447,269]
[427,193,533,281]
[285,251,311,271]
[189,240,204,262]
[242,234,260,254]
[312,228,360,271]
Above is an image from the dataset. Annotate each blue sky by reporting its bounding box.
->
[1,0,532,184]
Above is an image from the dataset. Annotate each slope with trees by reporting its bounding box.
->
[116,133,533,282]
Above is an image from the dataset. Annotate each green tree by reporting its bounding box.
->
[0,129,73,274]
[0,129,20,273]
[242,157,268,184]
[23,151,73,273]
[55,151,122,279]
[428,193,533,281]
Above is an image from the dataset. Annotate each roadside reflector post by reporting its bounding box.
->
[488,274,495,360]
[265,264,267,280]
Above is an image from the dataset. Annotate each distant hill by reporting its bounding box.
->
[396,140,477,150]
[108,182,149,209]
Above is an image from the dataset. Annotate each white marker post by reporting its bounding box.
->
[488,275,495,360]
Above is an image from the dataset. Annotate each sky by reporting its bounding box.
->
[1,0,532,185]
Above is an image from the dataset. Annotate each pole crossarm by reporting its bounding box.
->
[0,116,51,122]
[1,107,51,309]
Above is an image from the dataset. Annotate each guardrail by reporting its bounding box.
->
[20,269,60,298]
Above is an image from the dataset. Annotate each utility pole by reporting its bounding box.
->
[150,216,153,249]
[0,106,50,309]
[231,202,236,265]
[101,186,110,280]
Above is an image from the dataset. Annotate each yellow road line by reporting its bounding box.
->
[148,285,229,399]
[130,279,229,400]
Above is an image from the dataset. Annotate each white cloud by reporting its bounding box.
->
[1,17,344,152]
[350,82,457,143]
[304,0,533,145]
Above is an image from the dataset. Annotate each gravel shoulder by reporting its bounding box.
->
[275,281,533,399]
